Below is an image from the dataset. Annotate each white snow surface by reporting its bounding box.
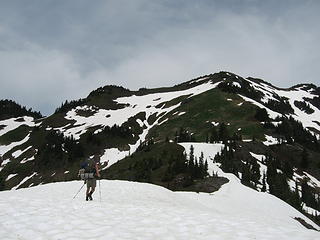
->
[100,147,130,169]
[5,173,18,181]
[232,82,241,88]
[263,135,279,146]
[0,134,30,158]
[12,172,37,190]
[245,78,320,133]
[11,146,32,159]
[20,155,36,164]
[0,116,35,137]
[238,95,281,119]
[0,178,319,240]
[2,142,318,239]
[273,87,320,132]
[250,152,268,190]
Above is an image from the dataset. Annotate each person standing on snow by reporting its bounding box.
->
[85,155,101,201]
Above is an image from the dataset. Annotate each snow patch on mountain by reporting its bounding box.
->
[263,135,279,146]
[274,88,320,132]
[238,95,281,119]
[0,134,30,159]
[11,146,32,159]
[0,116,35,137]
[243,77,320,133]
[20,155,36,164]
[12,172,37,190]
[232,82,241,88]
[61,81,221,140]
[5,173,18,181]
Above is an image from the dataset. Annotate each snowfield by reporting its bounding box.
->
[0,179,319,240]
[1,142,319,240]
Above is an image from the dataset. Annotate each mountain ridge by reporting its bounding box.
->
[1,71,320,225]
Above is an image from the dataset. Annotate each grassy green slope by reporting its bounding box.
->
[148,88,266,142]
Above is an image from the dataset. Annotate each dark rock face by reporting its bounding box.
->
[168,174,229,193]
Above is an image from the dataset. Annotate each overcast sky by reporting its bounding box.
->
[1,0,319,115]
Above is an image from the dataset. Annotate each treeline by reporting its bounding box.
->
[136,138,155,152]
[265,98,294,115]
[54,99,87,114]
[173,123,242,144]
[266,154,320,221]
[162,145,208,182]
[131,156,162,183]
[36,130,84,169]
[0,99,43,120]
[218,79,263,101]
[88,85,130,98]
[294,100,314,114]
[264,116,319,152]
[132,143,209,184]
[174,127,196,142]
[207,123,242,143]
[214,142,260,188]
[86,124,132,146]
[265,155,301,209]
[218,77,296,115]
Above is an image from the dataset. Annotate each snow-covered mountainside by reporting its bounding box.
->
[1,71,320,227]
[1,72,319,172]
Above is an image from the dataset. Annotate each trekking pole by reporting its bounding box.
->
[99,179,101,202]
[73,182,85,199]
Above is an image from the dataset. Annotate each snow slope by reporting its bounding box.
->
[1,142,318,239]
[0,179,319,240]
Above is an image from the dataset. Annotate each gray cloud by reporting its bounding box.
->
[0,0,319,115]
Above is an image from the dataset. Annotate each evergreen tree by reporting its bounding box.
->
[199,152,205,177]
[251,160,261,185]
[282,159,293,178]
[189,145,195,163]
[218,123,229,142]
[254,108,269,122]
[300,148,309,169]
[209,127,219,143]
[261,172,267,192]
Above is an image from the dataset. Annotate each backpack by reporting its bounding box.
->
[79,161,96,180]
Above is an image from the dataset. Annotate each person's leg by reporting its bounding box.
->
[86,187,90,201]
[88,180,96,200]
[86,180,92,201]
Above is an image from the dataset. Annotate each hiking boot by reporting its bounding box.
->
[89,191,93,201]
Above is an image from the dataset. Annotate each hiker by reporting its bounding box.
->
[78,155,101,201]
[85,157,101,201]
[78,153,109,201]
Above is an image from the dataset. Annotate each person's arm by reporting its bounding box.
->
[95,163,101,178]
